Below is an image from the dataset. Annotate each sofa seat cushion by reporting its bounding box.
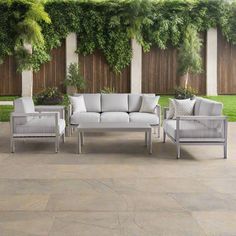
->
[163,120,222,140]
[102,94,128,112]
[71,112,100,125]
[74,93,101,112]
[129,112,159,125]
[15,117,65,135]
[101,112,129,123]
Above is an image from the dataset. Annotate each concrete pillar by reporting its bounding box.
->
[66,33,78,94]
[21,43,33,97]
[206,28,218,96]
[131,39,142,93]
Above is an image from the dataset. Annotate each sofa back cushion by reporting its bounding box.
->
[101,94,128,112]
[14,97,35,125]
[74,93,101,112]
[128,94,155,112]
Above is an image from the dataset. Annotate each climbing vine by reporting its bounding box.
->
[1,0,236,72]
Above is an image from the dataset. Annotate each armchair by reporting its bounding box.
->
[163,97,228,159]
[10,98,66,153]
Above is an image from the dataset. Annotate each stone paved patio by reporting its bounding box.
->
[0,122,236,235]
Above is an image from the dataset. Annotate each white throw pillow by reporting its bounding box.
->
[173,99,195,119]
[139,96,160,113]
[69,96,87,113]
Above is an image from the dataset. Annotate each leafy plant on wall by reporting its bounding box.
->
[177,24,203,98]
[1,0,236,73]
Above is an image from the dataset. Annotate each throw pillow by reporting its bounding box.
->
[69,95,87,113]
[173,99,195,119]
[139,96,160,113]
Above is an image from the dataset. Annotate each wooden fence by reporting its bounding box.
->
[0,56,21,95]
[142,33,207,95]
[218,30,236,94]
[79,50,131,93]
[2,31,236,96]
[33,40,66,94]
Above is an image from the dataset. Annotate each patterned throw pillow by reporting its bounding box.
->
[173,99,195,119]
[167,98,175,119]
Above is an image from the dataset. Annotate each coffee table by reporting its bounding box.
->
[77,123,152,154]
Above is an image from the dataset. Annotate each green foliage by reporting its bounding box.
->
[178,24,203,77]
[1,0,236,72]
[100,87,115,94]
[34,87,64,105]
[174,86,198,100]
[64,63,86,92]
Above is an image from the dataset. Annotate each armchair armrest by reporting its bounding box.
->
[35,105,65,119]
[176,116,227,121]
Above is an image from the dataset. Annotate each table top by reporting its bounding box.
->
[77,122,151,131]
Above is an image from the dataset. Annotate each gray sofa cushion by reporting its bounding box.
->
[163,120,223,140]
[101,112,129,122]
[74,93,101,112]
[15,117,65,135]
[71,112,100,125]
[128,94,155,112]
[129,112,159,125]
[102,94,128,112]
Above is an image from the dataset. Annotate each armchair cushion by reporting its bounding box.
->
[163,119,223,139]
[129,112,159,125]
[101,112,129,122]
[15,117,65,135]
[14,97,36,125]
[71,112,100,124]
[101,94,128,112]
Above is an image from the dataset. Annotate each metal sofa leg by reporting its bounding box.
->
[55,137,59,153]
[163,130,166,143]
[158,125,160,138]
[224,142,227,159]
[176,143,180,159]
[10,138,15,153]
[62,133,65,143]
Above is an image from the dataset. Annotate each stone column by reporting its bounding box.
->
[131,38,142,93]
[66,33,78,94]
[206,28,218,96]
[21,43,33,97]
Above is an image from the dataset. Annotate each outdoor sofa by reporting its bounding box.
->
[163,97,228,159]
[10,97,66,153]
[67,93,161,137]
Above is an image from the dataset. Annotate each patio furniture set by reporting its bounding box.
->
[10,93,228,159]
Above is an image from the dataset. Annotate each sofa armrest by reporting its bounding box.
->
[35,105,65,119]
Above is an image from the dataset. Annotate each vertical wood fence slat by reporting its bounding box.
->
[0,56,21,95]
[218,30,236,94]
[33,40,66,94]
[78,50,131,93]
[142,33,206,95]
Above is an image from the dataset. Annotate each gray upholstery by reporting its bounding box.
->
[101,112,129,123]
[74,93,101,112]
[14,97,36,124]
[163,119,223,139]
[71,112,100,124]
[101,94,128,112]
[128,94,155,112]
[129,112,159,125]
[15,117,65,134]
